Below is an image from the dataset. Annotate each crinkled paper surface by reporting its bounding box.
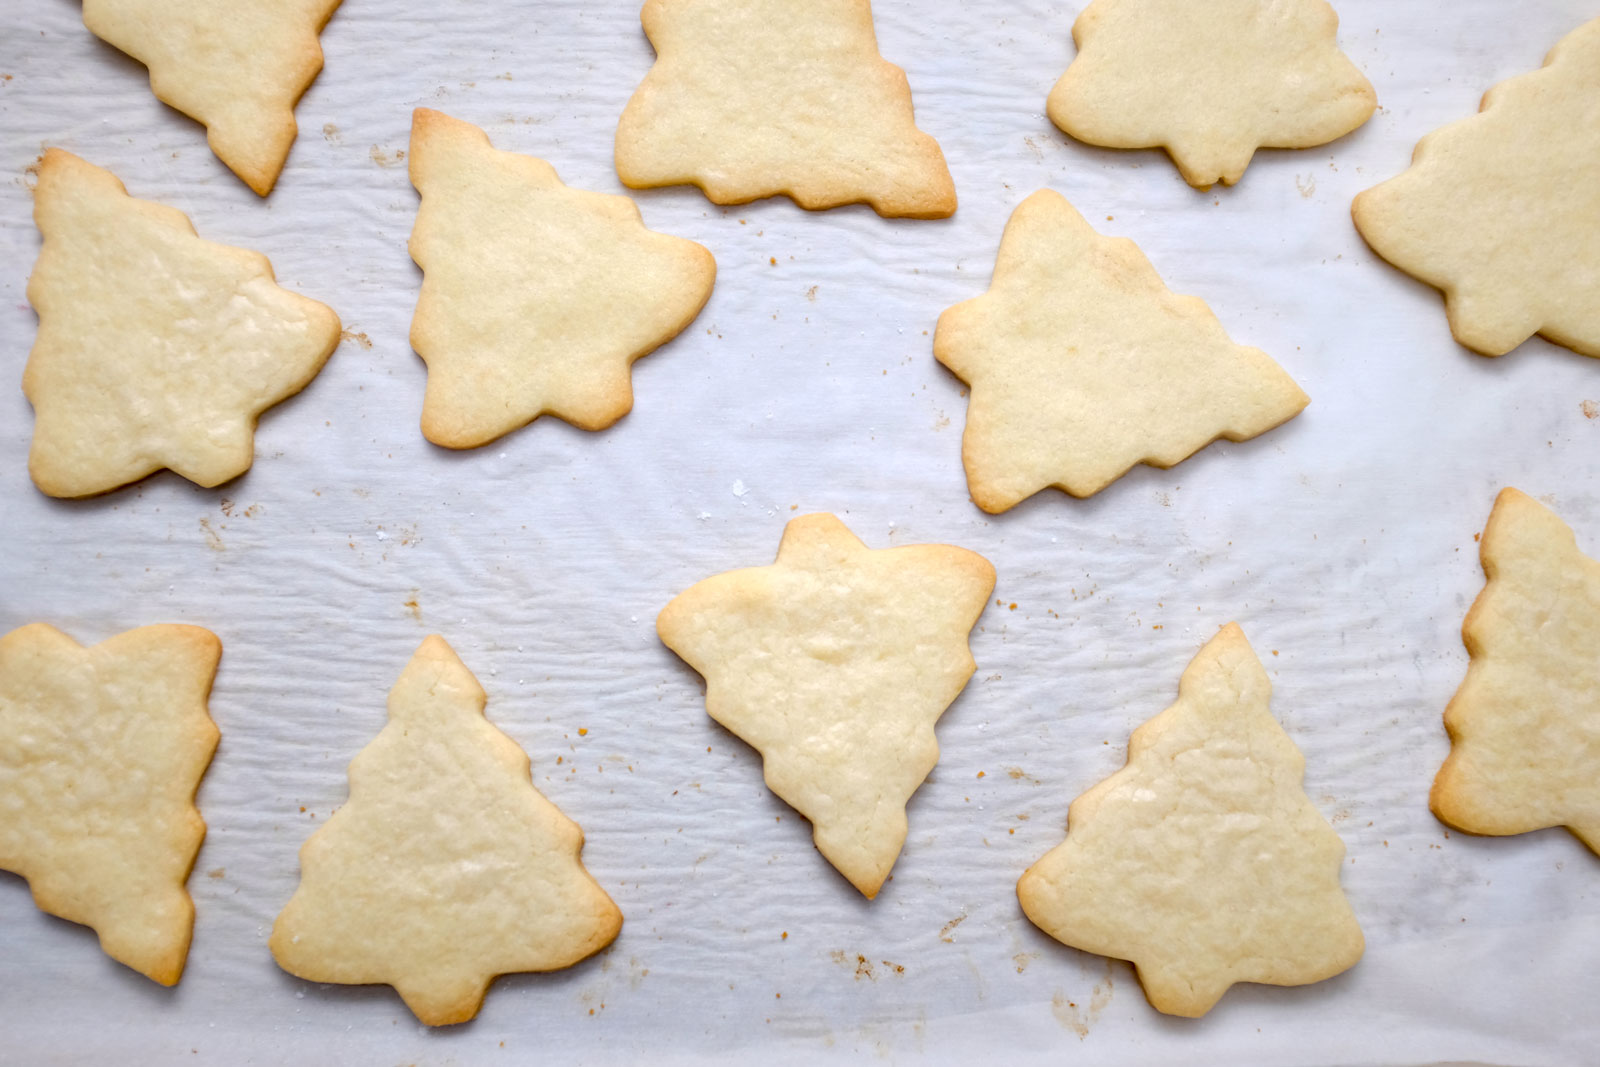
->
[1,1,1597,1063]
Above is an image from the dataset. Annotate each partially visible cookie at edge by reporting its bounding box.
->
[615,0,957,218]
[1047,0,1375,188]
[1432,488,1600,853]
[0,623,221,985]
[1352,17,1600,358]
[81,0,343,195]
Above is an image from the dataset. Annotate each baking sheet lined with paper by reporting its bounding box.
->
[2,1,1597,1063]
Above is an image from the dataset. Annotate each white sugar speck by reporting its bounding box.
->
[375,530,388,541]
[731,479,748,498]
[697,511,712,521]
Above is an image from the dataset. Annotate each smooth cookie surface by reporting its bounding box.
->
[1353,18,1600,358]
[82,0,342,195]
[615,0,957,218]
[270,636,622,1026]
[1047,0,1375,188]
[409,108,716,449]
[935,189,1308,511]
[1432,489,1600,852]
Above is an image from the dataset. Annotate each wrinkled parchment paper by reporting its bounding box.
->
[2,1,1598,1063]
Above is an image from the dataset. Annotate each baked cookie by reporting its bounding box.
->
[81,0,342,195]
[0,623,221,985]
[1017,624,1364,1017]
[1432,489,1600,853]
[1353,18,1600,358]
[270,636,622,1026]
[657,514,994,898]
[408,109,715,449]
[614,0,957,218]
[934,189,1308,512]
[24,149,340,498]
[1046,0,1375,189]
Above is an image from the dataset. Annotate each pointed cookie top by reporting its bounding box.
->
[614,0,957,218]
[81,0,342,195]
[408,109,716,449]
[23,150,340,498]
[1432,489,1600,852]
[1353,18,1600,358]
[934,189,1308,512]
[0,623,221,985]
[658,514,995,897]
[1017,624,1364,1017]
[270,636,622,1026]
[1047,0,1375,188]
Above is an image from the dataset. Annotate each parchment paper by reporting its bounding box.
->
[2,1,1598,1063]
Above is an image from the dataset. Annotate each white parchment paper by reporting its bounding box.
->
[3,1,1598,1063]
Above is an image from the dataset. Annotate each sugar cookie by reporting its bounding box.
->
[934,189,1307,512]
[1432,489,1600,853]
[24,149,339,498]
[615,0,956,218]
[409,109,715,449]
[81,0,342,195]
[1018,624,1363,1017]
[270,636,622,1026]
[1046,0,1375,188]
[1353,18,1600,358]
[0,623,220,985]
[658,514,994,898]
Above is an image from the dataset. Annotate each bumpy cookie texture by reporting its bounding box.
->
[1431,489,1600,852]
[408,109,716,449]
[657,514,994,898]
[82,0,342,195]
[935,189,1308,512]
[1353,19,1600,358]
[24,150,340,498]
[614,0,957,218]
[270,636,622,1027]
[1047,0,1375,189]
[1017,624,1364,1018]
[0,623,221,986]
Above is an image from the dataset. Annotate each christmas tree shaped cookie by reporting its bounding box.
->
[1353,18,1600,359]
[614,0,957,218]
[1047,0,1375,188]
[271,636,622,1026]
[0,623,221,985]
[934,189,1308,512]
[409,109,716,449]
[24,149,340,498]
[1018,625,1364,1017]
[1432,489,1600,853]
[81,0,342,195]
[657,514,994,898]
